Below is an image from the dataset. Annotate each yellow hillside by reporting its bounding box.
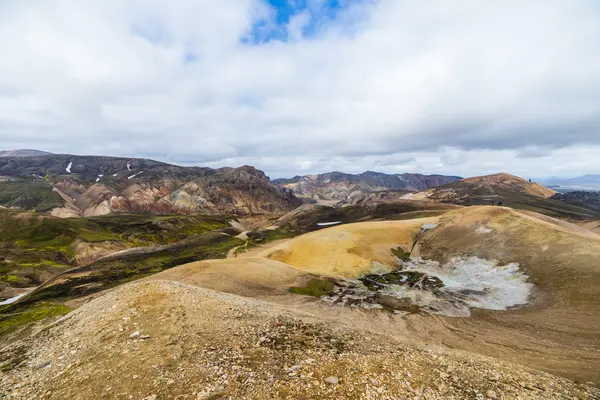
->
[259,218,437,278]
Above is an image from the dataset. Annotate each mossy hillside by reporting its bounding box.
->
[246,226,298,245]
[0,210,233,248]
[0,180,64,212]
[0,210,235,288]
[22,232,245,304]
[0,302,71,338]
[289,278,335,297]
[284,203,453,234]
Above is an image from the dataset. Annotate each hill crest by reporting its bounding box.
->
[462,172,557,198]
[0,149,53,157]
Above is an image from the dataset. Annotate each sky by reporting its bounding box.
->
[0,0,599,179]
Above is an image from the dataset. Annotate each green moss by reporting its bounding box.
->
[391,247,411,261]
[3,275,19,283]
[244,226,299,250]
[0,210,237,290]
[0,302,71,336]
[289,278,335,297]
[0,181,64,211]
[23,233,245,304]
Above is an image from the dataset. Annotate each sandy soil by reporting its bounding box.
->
[573,219,600,235]
[146,257,313,300]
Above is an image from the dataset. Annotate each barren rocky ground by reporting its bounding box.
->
[2,280,598,400]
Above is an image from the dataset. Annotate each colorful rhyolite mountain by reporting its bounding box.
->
[0,153,301,217]
[273,171,461,200]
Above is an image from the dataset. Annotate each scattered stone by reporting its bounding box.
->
[129,331,140,339]
[486,389,498,399]
[38,361,51,370]
[325,376,340,385]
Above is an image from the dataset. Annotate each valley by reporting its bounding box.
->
[1,153,600,399]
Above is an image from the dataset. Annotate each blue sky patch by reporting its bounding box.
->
[244,0,363,44]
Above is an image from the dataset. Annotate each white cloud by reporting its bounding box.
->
[0,0,599,178]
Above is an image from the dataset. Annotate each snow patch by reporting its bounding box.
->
[66,162,72,173]
[0,293,26,305]
[112,173,118,177]
[128,171,143,180]
[317,221,342,227]
[127,163,132,171]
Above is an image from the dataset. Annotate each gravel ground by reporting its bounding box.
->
[1,280,598,400]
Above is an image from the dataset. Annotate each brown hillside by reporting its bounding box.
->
[462,173,557,198]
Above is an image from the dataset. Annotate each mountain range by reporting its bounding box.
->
[404,172,600,220]
[0,151,460,218]
[0,153,301,217]
[273,171,461,200]
[544,174,600,190]
[1,150,600,222]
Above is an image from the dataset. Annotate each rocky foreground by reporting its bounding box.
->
[1,280,598,400]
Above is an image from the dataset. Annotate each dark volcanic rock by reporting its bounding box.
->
[552,191,600,213]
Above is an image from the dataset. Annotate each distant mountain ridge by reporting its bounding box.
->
[406,173,600,219]
[0,154,301,217]
[0,149,53,157]
[273,171,461,200]
[545,174,600,189]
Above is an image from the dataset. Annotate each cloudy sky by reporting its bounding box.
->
[1,0,599,179]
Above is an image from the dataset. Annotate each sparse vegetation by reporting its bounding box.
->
[0,302,71,337]
[21,232,245,305]
[0,209,234,289]
[0,180,64,212]
[246,226,299,247]
[391,247,411,261]
[289,278,335,297]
